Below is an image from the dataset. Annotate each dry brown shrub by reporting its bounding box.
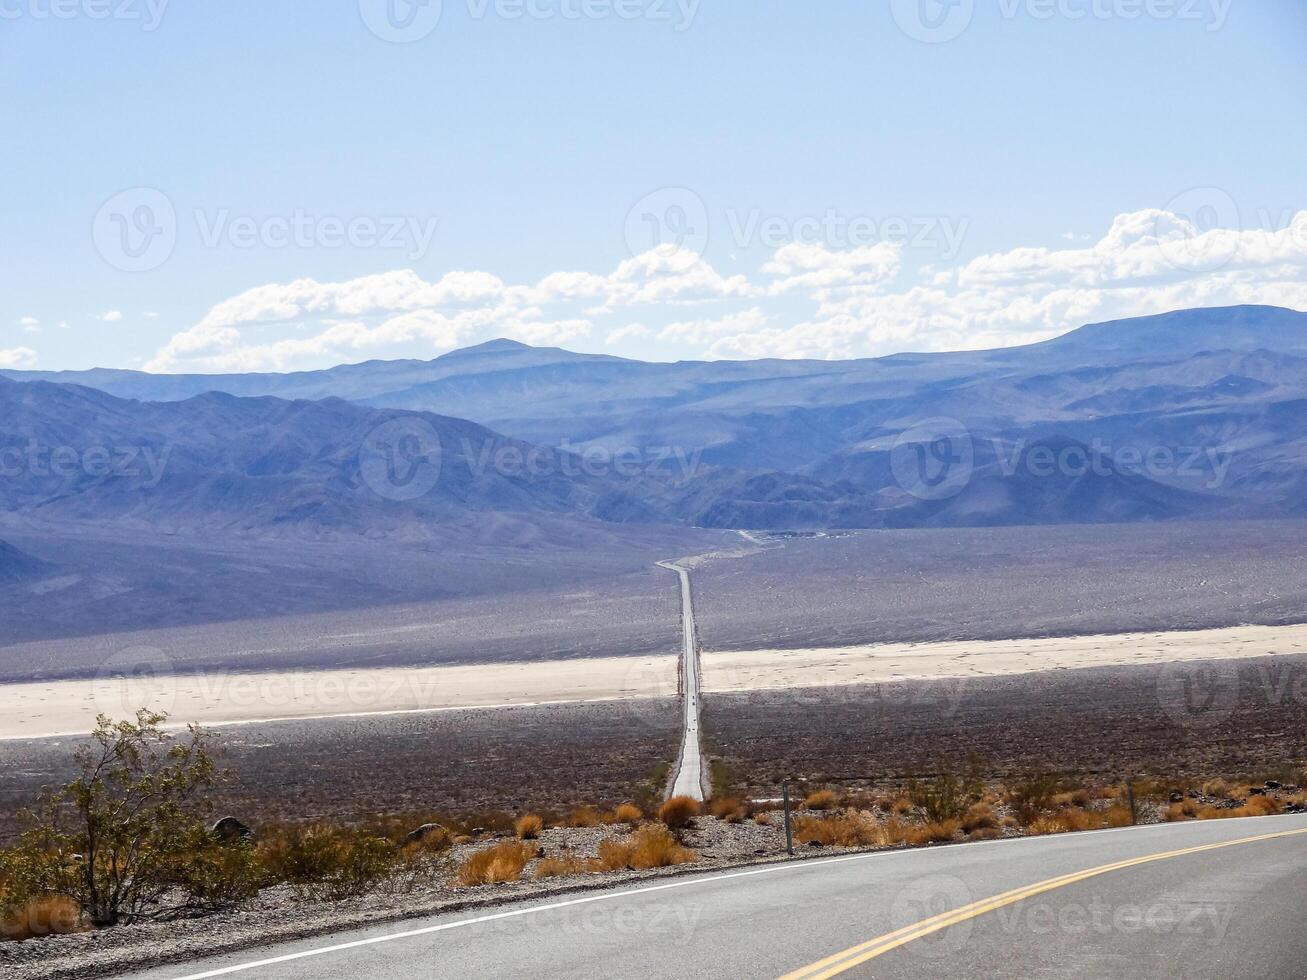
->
[657,796,701,829]
[1165,800,1201,822]
[611,803,643,825]
[568,807,602,828]
[534,856,597,879]
[1201,779,1233,799]
[968,827,1001,842]
[802,790,838,811]
[597,826,696,871]
[710,798,748,823]
[1104,805,1134,828]
[1053,789,1091,808]
[961,803,998,834]
[794,812,880,848]
[1,895,83,942]
[901,820,962,845]
[753,812,772,826]
[515,815,543,840]
[456,841,534,886]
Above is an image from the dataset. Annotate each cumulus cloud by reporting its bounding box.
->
[145,208,1307,372]
[0,347,37,368]
[606,323,650,345]
[98,310,123,322]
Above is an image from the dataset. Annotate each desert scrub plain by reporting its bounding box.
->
[4,707,1307,980]
[701,654,1307,797]
[694,520,1307,651]
[0,699,684,840]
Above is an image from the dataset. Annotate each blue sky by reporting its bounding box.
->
[3,0,1306,372]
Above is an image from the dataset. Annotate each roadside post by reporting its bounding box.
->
[782,781,794,855]
[1126,780,1138,825]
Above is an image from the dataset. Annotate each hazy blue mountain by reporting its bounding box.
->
[3,305,1306,531]
[0,539,50,582]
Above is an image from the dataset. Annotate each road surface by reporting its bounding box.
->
[116,814,1307,979]
[658,559,705,801]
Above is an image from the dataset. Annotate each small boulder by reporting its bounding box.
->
[807,840,825,848]
[1248,787,1266,797]
[1265,780,1282,790]
[211,816,254,844]
[403,823,447,846]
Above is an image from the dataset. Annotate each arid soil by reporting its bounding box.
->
[0,699,682,841]
[693,520,1307,651]
[702,654,1307,797]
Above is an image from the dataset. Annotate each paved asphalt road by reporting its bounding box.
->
[118,814,1307,979]
[657,560,705,801]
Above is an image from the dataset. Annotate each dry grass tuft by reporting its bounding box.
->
[709,797,748,823]
[611,803,643,825]
[658,796,701,829]
[515,814,544,840]
[960,803,998,834]
[534,855,597,879]
[753,812,772,826]
[1,895,83,942]
[802,790,838,811]
[567,807,602,828]
[597,825,697,871]
[901,820,962,846]
[1201,778,1233,799]
[456,840,535,886]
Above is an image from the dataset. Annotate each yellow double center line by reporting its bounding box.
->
[779,826,1307,980]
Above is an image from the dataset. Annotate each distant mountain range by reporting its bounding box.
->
[4,304,1307,533]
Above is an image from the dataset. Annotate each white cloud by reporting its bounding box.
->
[606,323,650,345]
[98,310,123,322]
[0,347,37,369]
[658,308,770,344]
[18,316,39,327]
[145,208,1307,372]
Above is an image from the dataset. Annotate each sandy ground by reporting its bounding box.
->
[6,623,1307,741]
[0,655,678,740]
[700,623,1307,691]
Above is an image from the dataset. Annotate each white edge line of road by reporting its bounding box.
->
[155,814,1306,980]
